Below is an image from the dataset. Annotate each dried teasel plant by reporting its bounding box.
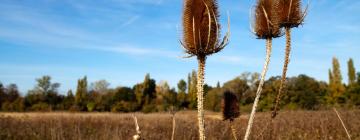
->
[271,0,308,119]
[132,114,141,140]
[333,108,352,140]
[244,0,282,139]
[180,0,230,139]
[169,106,176,140]
[221,91,240,140]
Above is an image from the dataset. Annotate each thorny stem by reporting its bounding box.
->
[244,38,272,140]
[197,56,206,140]
[272,27,291,118]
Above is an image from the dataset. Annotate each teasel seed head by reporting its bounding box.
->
[252,0,282,39]
[222,90,240,122]
[276,0,307,28]
[181,0,230,58]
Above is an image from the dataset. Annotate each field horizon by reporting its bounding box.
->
[1,109,359,140]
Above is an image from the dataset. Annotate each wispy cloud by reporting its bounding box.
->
[121,15,140,27]
[0,2,178,58]
[90,45,179,58]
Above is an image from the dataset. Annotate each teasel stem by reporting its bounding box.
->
[171,113,176,140]
[132,114,141,140]
[272,27,291,118]
[197,56,206,140]
[244,38,272,140]
[333,108,352,140]
[230,121,238,140]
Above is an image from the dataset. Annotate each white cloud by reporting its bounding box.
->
[121,15,140,27]
[0,3,179,58]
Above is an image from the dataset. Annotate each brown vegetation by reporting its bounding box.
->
[253,0,281,39]
[181,0,230,139]
[271,0,307,119]
[0,110,359,140]
[245,0,282,138]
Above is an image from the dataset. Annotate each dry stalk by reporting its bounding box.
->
[197,57,206,140]
[181,1,230,139]
[245,0,281,138]
[244,38,272,140]
[271,27,291,118]
[230,121,238,140]
[333,108,352,140]
[272,0,308,119]
[171,112,176,140]
[132,114,141,140]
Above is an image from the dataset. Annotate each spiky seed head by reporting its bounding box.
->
[254,0,281,39]
[221,91,240,122]
[182,0,229,58]
[276,0,303,28]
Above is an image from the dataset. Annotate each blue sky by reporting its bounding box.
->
[0,0,359,94]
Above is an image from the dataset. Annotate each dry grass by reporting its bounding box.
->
[0,110,359,140]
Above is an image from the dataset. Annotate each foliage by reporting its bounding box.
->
[328,57,346,104]
[75,76,88,110]
[0,57,359,112]
[348,58,356,85]
[187,70,197,109]
[90,80,110,94]
[205,88,222,111]
[177,79,188,108]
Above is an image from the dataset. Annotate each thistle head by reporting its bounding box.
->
[181,0,230,58]
[253,0,281,39]
[276,0,307,28]
[221,90,240,122]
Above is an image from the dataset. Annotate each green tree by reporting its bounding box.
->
[6,84,20,102]
[285,75,326,110]
[134,83,143,107]
[328,57,346,104]
[345,72,360,106]
[62,90,75,110]
[329,69,333,85]
[134,74,156,111]
[75,76,88,110]
[113,87,135,102]
[216,81,221,88]
[26,76,62,109]
[143,74,156,104]
[188,70,197,109]
[259,76,280,111]
[348,58,356,85]
[155,81,176,111]
[90,80,110,94]
[1,84,24,111]
[177,79,187,94]
[205,88,222,111]
[35,76,60,95]
[177,79,187,108]
[0,83,5,108]
[223,77,249,99]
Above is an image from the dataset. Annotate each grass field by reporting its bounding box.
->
[0,110,359,140]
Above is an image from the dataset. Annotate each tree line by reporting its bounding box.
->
[0,57,359,112]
